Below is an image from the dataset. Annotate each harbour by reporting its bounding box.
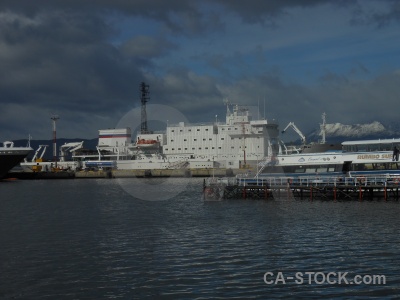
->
[3,2,400,298]
[2,83,398,186]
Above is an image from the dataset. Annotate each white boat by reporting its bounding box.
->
[0,141,32,178]
[256,138,400,178]
[134,138,160,149]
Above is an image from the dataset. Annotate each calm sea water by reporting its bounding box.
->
[1,178,400,299]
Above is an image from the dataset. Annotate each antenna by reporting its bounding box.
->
[50,114,60,165]
[263,96,266,120]
[320,112,326,144]
[140,82,150,134]
[223,98,230,116]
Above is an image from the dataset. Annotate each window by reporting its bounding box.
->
[206,129,208,131]
[205,147,208,149]
[221,138,224,140]
[194,138,197,141]
[172,130,174,132]
[197,129,200,131]
[184,148,187,150]
[184,139,187,141]
[178,148,181,150]
[203,138,206,141]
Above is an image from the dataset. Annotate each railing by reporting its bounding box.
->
[205,177,237,186]
[232,174,400,187]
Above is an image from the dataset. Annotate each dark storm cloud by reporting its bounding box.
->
[314,69,400,127]
[147,69,222,113]
[1,0,400,140]
[350,0,400,27]
[213,0,333,22]
[0,0,363,36]
[372,0,400,25]
[0,0,213,35]
[0,15,138,117]
[120,36,177,59]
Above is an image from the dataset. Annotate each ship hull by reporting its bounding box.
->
[0,151,31,178]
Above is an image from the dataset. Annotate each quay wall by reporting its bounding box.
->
[6,167,253,179]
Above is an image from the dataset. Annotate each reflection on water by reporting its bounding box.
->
[1,178,400,299]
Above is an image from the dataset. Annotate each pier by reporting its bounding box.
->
[203,175,400,201]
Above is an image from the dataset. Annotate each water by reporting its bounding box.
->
[1,178,400,299]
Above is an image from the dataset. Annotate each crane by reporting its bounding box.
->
[281,122,306,145]
[30,145,49,162]
[59,141,84,162]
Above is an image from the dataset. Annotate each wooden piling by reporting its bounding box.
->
[383,182,387,201]
[334,185,337,202]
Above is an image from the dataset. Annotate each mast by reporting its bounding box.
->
[51,114,60,166]
[320,112,326,144]
[140,82,150,134]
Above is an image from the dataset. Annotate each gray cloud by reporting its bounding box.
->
[0,11,135,111]
[213,0,336,23]
[1,0,400,141]
[120,36,177,59]
[0,0,217,35]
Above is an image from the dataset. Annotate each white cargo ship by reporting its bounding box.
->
[73,102,283,172]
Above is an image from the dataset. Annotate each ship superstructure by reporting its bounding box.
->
[160,103,280,169]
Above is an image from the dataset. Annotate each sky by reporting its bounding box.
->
[1,0,400,142]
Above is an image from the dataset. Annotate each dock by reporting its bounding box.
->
[6,167,245,179]
[203,175,400,201]
[5,170,75,180]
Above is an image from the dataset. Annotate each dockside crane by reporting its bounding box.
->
[281,122,306,145]
[29,145,49,162]
[59,141,84,162]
